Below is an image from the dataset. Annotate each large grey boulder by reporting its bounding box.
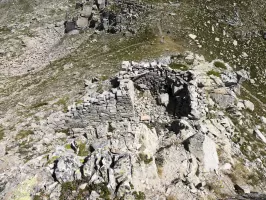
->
[76,17,89,29]
[221,72,238,86]
[210,88,236,108]
[236,69,250,84]
[187,133,219,172]
[54,154,82,183]
[80,5,92,18]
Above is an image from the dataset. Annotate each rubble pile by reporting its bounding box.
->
[64,0,149,34]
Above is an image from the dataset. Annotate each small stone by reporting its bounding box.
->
[189,34,197,40]
[261,116,266,124]
[243,100,254,111]
[140,115,151,121]
[221,163,232,171]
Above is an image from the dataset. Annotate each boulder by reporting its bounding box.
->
[186,133,219,172]
[64,21,76,33]
[236,69,249,83]
[0,142,6,156]
[261,116,266,124]
[234,184,250,194]
[254,129,266,143]
[54,154,82,183]
[243,100,254,111]
[210,88,236,108]
[80,5,92,18]
[221,72,238,86]
[158,93,169,107]
[76,17,88,29]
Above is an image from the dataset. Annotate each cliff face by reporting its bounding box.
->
[0,0,266,199]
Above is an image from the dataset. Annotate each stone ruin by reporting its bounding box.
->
[50,56,255,199]
[67,58,207,129]
[64,0,149,34]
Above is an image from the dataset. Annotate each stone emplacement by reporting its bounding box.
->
[67,58,208,128]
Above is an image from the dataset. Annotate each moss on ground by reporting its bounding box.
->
[0,126,4,140]
[169,63,189,71]
[30,101,48,109]
[138,153,153,164]
[65,144,72,150]
[77,142,89,157]
[55,97,69,113]
[207,70,221,77]
[213,61,227,70]
[133,191,146,200]
[15,129,34,140]
[59,181,110,200]
[46,156,59,165]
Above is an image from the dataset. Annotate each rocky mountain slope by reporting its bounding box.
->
[0,0,266,199]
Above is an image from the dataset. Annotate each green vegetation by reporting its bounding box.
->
[65,144,72,149]
[169,63,189,71]
[213,61,227,69]
[55,97,69,113]
[228,159,264,186]
[207,70,221,77]
[30,101,48,109]
[15,129,34,140]
[0,125,4,140]
[77,142,89,157]
[32,191,48,200]
[76,100,83,105]
[205,180,226,198]
[138,153,153,164]
[59,181,111,200]
[47,156,59,165]
[100,75,109,81]
[57,128,70,136]
[133,191,146,200]
[59,181,88,200]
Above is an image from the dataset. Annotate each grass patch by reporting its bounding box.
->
[228,159,264,186]
[30,101,48,109]
[65,144,72,150]
[169,63,189,71]
[0,126,4,140]
[57,128,70,136]
[138,153,153,164]
[47,156,59,165]
[77,142,89,157]
[100,75,109,81]
[15,129,34,140]
[207,70,221,77]
[132,191,145,200]
[59,181,111,200]
[55,97,69,113]
[76,100,83,105]
[205,180,227,198]
[213,61,227,70]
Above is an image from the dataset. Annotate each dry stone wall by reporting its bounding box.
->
[68,58,208,128]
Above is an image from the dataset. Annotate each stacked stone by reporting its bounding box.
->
[65,0,149,34]
[69,58,210,126]
[69,78,135,125]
